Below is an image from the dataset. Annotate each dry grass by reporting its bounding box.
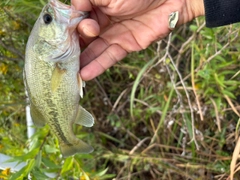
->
[80,19,240,179]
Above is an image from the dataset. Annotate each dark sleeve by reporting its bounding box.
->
[203,0,240,27]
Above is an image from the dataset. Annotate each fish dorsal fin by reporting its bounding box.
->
[30,103,46,127]
[77,74,85,98]
[51,64,66,92]
[75,106,94,127]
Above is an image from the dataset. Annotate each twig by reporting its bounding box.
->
[94,78,113,107]
[191,44,204,121]
[133,99,162,115]
[114,165,127,180]
[231,70,240,80]
[230,137,240,180]
[129,137,150,155]
[224,94,240,117]
[176,22,205,66]
[235,118,240,141]
[166,34,200,150]
[150,34,173,145]
[112,88,128,112]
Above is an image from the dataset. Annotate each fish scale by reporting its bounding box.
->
[24,0,94,157]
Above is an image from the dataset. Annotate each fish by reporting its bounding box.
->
[24,0,94,157]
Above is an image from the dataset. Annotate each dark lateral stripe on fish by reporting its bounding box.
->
[49,116,73,146]
[46,98,73,146]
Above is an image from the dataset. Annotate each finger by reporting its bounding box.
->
[76,6,110,35]
[80,38,109,67]
[78,18,100,38]
[80,44,127,81]
[71,0,92,11]
[87,7,111,32]
[79,36,97,49]
[77,7,110,47]
[80,20,144,67]
[89,0,111,7]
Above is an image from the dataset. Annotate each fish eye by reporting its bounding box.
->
[43,13,52,24]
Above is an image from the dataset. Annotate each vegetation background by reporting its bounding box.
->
[0,0,240,179]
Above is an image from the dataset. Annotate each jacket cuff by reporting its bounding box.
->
[203,0,240,27]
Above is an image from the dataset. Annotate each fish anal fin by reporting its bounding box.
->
[60,140,93,157]
[77,74,85,98]
[30,103,46,127]
[51,64,66,92]
[75,106,94,127]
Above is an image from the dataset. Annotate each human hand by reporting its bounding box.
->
[72,0,204,81]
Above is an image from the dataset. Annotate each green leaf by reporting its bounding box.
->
[7,149,39,163]
[214,73,226,88]
[25,159,36,173]
[222,90,236,99]
[44,145,59,154]
[61,157,73,175]
[97,131,123,145]
[42,158,60,169]
[223,80,238,86]
[190,25,198,32]
[130,56,157,118]
[94,167,109,177]
[32,168,49,179]
[35,151,42,168]
[9,159,35,180]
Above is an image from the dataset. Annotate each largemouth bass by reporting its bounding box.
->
[24,0,94,157]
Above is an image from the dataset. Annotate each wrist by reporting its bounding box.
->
[178,0,205,26]
[186,0,205,19]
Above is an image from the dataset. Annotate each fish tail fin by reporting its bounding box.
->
[60,140,93,157]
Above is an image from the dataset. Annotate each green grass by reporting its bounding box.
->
[0,1,240,179]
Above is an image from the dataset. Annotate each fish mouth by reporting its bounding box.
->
[49,0,89,24]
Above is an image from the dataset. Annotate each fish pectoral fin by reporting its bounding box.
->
[30,103,46,127]
[60,140,94,157]
[75,106,94,127]
[51,64,66,92]
[77,73,85,98]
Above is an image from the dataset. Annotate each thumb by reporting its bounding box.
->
[88,0,111,6]
[72,0,112,10]
[71,0,92,11]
